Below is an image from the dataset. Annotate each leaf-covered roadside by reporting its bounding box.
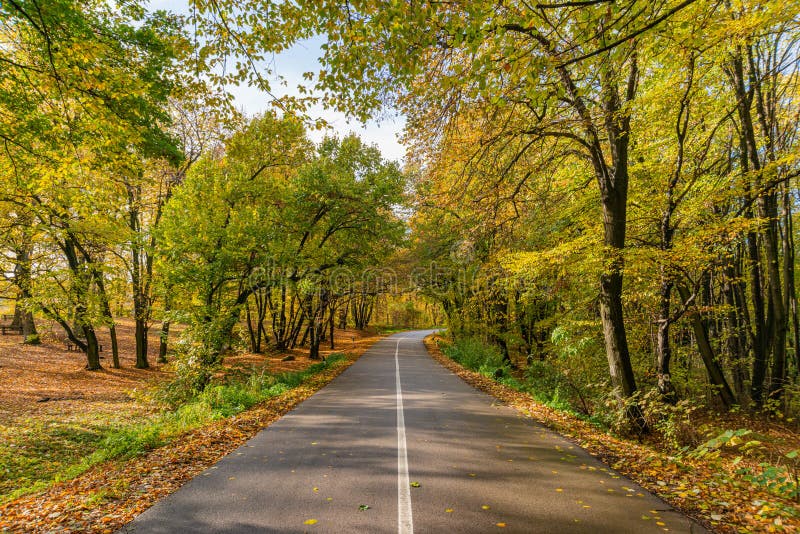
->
[0,351,364,534]
[424,335,799,533]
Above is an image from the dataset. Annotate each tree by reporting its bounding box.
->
[0,0,183,369]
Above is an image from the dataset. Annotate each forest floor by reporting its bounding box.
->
[0,320,384,533]
[424,334,800,533]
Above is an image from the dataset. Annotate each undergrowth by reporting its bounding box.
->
[440,336,592,418]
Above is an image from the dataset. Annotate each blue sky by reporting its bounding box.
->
[149,1,407,162]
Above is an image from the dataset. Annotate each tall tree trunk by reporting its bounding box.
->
[598,178,643,426]
[656,277,676,401]
[13,238,38,342]
[764,192,787,400]
[677,284,736,409]
[723,257,749,401]
[728,46,776,405]
[274,283,289,350]
[329,301,336,350]
[134,319,148,368]
[83,324,102,371]
[784,188,800,378]
[94,272,120,368]
[552,45,645,430]
[338,302,348,330]
[128,183,152,369]
[159,319,170,363]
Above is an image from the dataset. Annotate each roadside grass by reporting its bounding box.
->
[440,336,591,417]
[0,353,346,504]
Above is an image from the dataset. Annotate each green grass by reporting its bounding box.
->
[440,336,508,377]
[438,337,593,420]
[0,353,348,504]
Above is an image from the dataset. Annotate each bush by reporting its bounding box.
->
[524,361,583,413]
[440,335,598,419]
[638,389,703,450]
[441,337,507,377]
[24,334,41,345]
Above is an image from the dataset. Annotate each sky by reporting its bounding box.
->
[228,36,408,163]
[149,1,407,163]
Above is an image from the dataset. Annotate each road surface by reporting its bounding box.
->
[120,330,705,533]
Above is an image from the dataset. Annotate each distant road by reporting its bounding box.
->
[121,330,706,533]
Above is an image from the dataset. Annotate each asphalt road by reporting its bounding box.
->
[120,330,706,533]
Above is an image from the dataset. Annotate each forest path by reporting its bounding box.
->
[120,330,705,533]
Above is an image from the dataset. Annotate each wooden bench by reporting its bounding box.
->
[65,340,103,353]
[0,324,23,335]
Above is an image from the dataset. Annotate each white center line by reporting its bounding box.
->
[395,339,414,534]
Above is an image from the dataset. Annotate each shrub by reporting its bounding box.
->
[441,337,507,377]
[524,360,585,413]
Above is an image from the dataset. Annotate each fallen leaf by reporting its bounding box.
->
[303,519,317,525]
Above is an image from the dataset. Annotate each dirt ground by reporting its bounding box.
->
[0,317,381,425]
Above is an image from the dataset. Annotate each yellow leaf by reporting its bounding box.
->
[482,505,490,510]
[496,523,507,528]
[303,519,318,525]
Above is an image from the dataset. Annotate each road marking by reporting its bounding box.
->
[395,339,414,534]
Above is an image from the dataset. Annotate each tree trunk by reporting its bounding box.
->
[556,50,645,431]
[83,325,102,371]
[329,303,336,350]
[94,272,120,368]
[723,257,749,401]
[784,188,800,379]
[246,300,258,352]
[158,319,170,363]
[13,239,38,342]
[656,278,676,402]
[598,179,644,428]
[763,192,787,400]
[309,320,321,360]
[677,284,736,409]
[727,47,773,406]
[134,318,148,368]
